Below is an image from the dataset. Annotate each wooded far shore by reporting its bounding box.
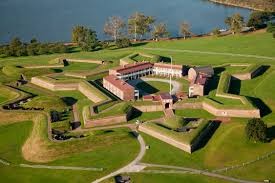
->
[209,0,275,12]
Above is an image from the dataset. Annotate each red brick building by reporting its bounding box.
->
[103,75,135,101]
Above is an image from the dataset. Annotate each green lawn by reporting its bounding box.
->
[114,173,230,183]
[136,81,170,94]
[0,120,140,182]
[0,31,274,182]
[62,62,99,71]
[0,85,20,104]
[141,118,275,174]
[175,109,215,119]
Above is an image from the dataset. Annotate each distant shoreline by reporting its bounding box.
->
[209,0,275,12]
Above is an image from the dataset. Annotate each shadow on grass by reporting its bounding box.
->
[103,130,115,134]
[131,42,148,47]
[214,67,225,75]
[247,96,272,117]
[136,81,159,95]
[229,78,241,95]
[129,108,143,121]
[194,121,221,152]
[129,131,139,138]
[267,126,275,142]
[205,75,220,95]
[71,122,81,130]
[61,97,77,106]
[51,68,63,73]
[254,65,270,78]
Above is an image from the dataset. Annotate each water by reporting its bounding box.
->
[0,0,250,43]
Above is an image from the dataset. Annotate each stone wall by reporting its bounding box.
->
[31,77,107,104]
[31,77,56,90]
[139,125,192,153]
[173,102,203,109]
[174,102,261,118]
[191,122,215,152]
[133,104,163,112]
[84,115,127,128]
[24,64,64,69]
[202,102,260,118]
[66,59,103,64]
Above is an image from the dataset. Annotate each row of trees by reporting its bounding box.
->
[0,38,68,57]
[71,12,193,51]
[102,13,192,41]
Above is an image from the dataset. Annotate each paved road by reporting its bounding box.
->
[142,48,275,60]
[92,133,146,183]
[128,77,182,95]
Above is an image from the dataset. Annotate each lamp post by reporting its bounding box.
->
[170,56,172,95]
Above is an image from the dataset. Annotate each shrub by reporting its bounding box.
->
[245,118,267,142]
[212,28,221,37]
[100,41,110,49]
[116,38,131,48]
[266,23,275,33]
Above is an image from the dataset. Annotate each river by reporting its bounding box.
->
[0,0,251,43]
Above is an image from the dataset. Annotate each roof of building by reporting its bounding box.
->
[159,93,173,100]
[113,62,153,75]
[193,66,214,76]
[104,75,134,92]
[191,73,208,85]
[154,63,183,70]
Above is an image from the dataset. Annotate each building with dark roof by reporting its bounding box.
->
[188,66,214,97]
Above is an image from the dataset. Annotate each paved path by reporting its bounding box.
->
[140,163,262,183]
[20,164,103,171]
[142,48,275,60]
[92,133,146,183]
[72,104,80,122]
[128,77,182,95]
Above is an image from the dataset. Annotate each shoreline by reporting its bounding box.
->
[209,0,275,12]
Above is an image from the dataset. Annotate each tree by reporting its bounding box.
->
[152,23,169,41]
[245,118,267,142]
[225,13,244,34]
[115,38,131,48]
[266,23,275,33]
[247,11,274,29]
[81,29,98,51]
[179,21,191,39]
[128,12,155,41]
[9,37,23,56]
[212,28,221,37]
[72,26,87,43]
[104,16,125,42]
[72,26,98,51]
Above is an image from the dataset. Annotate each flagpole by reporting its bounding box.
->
[170,56,172,95]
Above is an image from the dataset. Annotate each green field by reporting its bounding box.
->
[136,81,170,94]
[0,121,140,182]
[0,31,275,182]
